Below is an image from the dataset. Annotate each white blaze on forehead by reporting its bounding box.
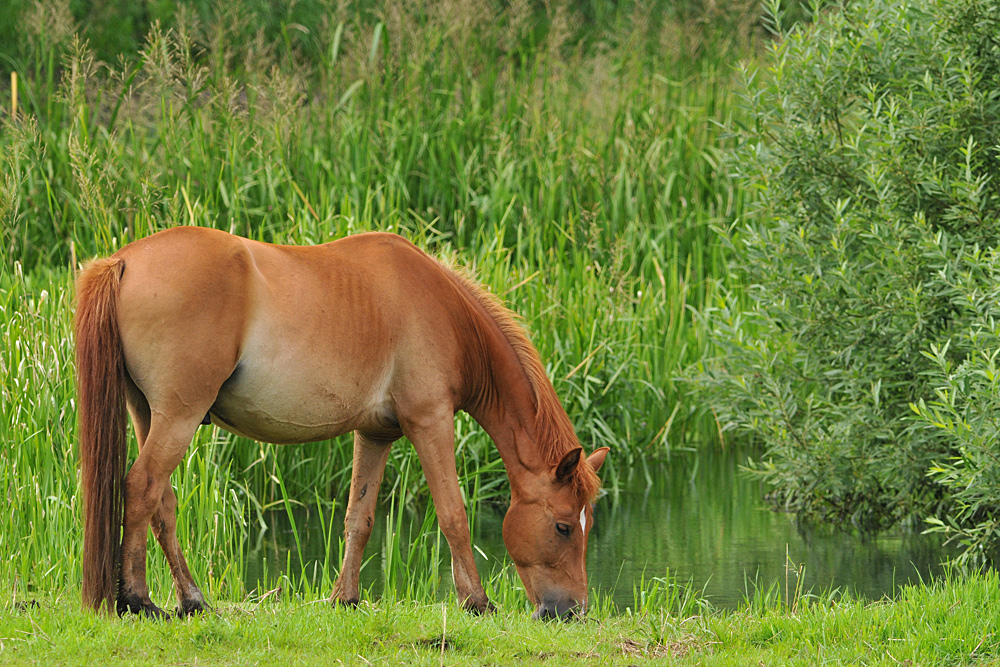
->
[579,507,587,533]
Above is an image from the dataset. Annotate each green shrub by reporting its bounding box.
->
[914,248,1000,564]
[695,0,1000,541]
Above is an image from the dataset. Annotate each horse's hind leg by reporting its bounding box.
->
[331,431,394,606]
[118,405,203,619]
[151,485,208,617]
[125,382,208,618]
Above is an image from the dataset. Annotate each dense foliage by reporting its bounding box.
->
[697,0,1000,555]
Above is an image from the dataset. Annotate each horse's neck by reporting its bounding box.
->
[461,320,555,477]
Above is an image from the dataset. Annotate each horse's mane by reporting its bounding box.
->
[444,263,602,502]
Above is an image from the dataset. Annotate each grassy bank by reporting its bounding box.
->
[2,572,999,666]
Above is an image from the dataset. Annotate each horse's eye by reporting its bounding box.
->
[555,522,571,537]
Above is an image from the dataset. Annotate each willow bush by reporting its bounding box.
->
[696,0,1000,551]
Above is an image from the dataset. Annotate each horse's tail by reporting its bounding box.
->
[75,257,128,614]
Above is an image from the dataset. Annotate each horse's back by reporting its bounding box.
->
[113,227,470,444]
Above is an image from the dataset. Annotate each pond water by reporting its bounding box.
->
[245,447,953,610]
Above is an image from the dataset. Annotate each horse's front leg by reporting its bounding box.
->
[401,412,492,614]
[332,431,394,606]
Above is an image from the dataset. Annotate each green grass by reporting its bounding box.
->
[3,572,1000,666]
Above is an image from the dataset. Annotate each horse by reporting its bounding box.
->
[75,226,610,621]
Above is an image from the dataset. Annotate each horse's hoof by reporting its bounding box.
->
[177,598,210,618]
[331,595,360,609]
[117,594,170,621]
[462,597,495,615]
[144,605,171,621]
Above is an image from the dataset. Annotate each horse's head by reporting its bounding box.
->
[503,446,610,620]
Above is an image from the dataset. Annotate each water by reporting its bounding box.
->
[245,447,952,610]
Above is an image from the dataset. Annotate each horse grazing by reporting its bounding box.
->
[75,226,609,620]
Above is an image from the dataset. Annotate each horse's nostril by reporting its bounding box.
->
[556,602,581,622]
[533,598,583,621]
[532,605,554,621]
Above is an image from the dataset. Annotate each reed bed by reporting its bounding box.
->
[1,0,753,604]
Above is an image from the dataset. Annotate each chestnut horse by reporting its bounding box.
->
[75,226,609,620]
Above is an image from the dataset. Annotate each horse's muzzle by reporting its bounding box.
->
[531,596,585,621]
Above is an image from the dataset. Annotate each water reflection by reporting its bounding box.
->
[587,447,952,608]
[245,447,953,609]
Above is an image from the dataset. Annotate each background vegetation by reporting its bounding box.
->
[1,0,764,603]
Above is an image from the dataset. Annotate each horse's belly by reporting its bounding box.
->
[207,360,391,444]
[209,399,350,443]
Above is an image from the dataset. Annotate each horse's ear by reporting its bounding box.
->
[554,447,583,482]
[586,447,610,474]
